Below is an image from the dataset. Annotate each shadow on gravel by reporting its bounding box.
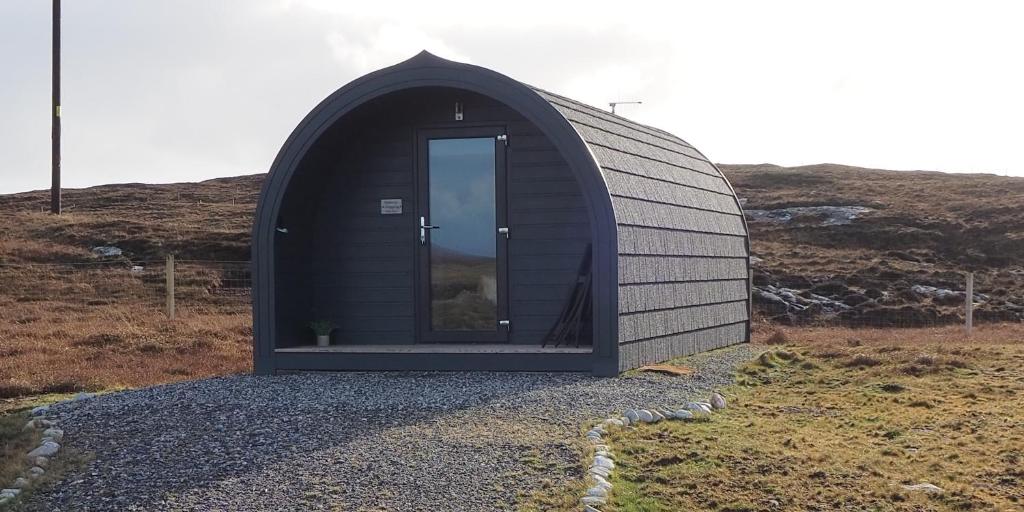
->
[23,348,753,511]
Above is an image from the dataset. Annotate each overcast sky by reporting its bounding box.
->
[1,0,1022,194]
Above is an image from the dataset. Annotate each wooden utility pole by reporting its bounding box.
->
[51,0,61,214]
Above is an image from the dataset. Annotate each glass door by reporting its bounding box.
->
[416,127,508,343]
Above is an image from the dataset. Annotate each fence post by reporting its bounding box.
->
[964,271,973,337]
[166,254,175,320]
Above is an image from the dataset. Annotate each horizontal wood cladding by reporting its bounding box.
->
[619,302,749,343]
[574,125,714,172]
[604,170,741,214]
[618,227,748,257]
[618,322,747,371]
[539,81,750,361]
[619,255,748,284]
[619,280,749,314]
[613,197,746,235]
[301,87,589,346]
[588,146,732,194]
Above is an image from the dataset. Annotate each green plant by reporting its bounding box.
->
[308,320,335,336]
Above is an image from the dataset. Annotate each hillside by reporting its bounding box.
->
[1,164,1022,323]
[0,175,262,264]
[722,163,1024,272]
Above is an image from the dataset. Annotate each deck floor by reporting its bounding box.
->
[275,344,592,354]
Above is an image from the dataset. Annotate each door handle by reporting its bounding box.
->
[420,216,440,245]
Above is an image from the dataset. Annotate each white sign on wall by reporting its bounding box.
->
[380,198,403,215]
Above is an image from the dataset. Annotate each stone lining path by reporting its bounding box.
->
[21,344,755,511]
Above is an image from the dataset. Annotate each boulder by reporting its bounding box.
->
[636,410,655,423]
[673,409,695,420]
[710,393,727,410]
[901,483,943,494]
[933,291,965,306]
[27,441,60,459]
[753,289,789,313]
[42,428,64,442]
[91,246,123,257]
[624,410,640,423]
[685,402,709,416]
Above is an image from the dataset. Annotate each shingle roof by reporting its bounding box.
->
[529,86,750,370]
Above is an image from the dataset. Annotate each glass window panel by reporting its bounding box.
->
[428,138,497,331]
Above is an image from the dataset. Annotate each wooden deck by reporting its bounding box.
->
[275,344,592,354]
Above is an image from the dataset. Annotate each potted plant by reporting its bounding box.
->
[309,320,335,347]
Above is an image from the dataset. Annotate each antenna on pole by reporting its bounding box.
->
[51,0,61,215]
[608,101,642,115]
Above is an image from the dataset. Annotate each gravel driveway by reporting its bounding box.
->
[23,345,755,511]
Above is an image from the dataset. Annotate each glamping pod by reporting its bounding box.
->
[252,52,750,376]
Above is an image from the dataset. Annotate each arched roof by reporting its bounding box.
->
[252,51,749,374]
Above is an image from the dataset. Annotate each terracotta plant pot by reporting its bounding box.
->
[316,334,330,347]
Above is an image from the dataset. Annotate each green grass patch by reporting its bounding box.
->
[605,338,1024,511]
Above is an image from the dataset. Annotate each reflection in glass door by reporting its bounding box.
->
[417,129,508,342]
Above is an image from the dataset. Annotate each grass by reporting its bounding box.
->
[601,323,1024,511]
[518,436,592,512]
[0,263,252,399]
[0,401,93,508]
[0,411,40,489]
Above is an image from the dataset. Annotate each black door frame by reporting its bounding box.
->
[415,125,509,343]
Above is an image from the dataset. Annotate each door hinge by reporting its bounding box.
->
[499,319,511,330]
[496,134,507,146]
[498,227,509,239]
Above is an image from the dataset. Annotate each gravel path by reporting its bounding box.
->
[24,344,756,511]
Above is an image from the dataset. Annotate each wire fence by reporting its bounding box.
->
[0,259,1021,334]
[0,259,251,321]
[753,269,1024,329]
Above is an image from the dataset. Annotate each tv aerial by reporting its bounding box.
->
[608,101,642,115]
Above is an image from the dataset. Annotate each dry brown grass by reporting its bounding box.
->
[0,175,261,265]
[0,264,251,399]
[0,176,262,400]
[603,323,1024,511]
[722,164,1024,296]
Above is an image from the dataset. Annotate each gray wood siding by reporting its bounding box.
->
[311,119,415,344]
[534,87,749,365]
[618,322,748,371]
[301,88,589,345]
[619,281,749,314]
